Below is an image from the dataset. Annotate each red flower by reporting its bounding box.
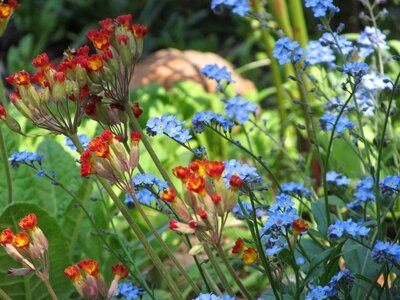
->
[232,238,244,254]
[206,161,225,180]
[161,187,176,202]
[32,53,50,69]
[172,166,191,183]
[169,219,178,230]
[198,210,208,219]
[88,137,110,158]
[64,265,82,282]
[111,264,128,279]
[292,219,309,237]
[130,132,141,145]
[0,104,7,120]
[0,228,14,245]
[132,102,143,118]
[132,24,148,38]
[6,71,30,86]
[98,18,113,31]
[13,232,30,249]
[32,69,48,86]
[116,34,129,45]
[189,159,207,177]
[211,194,221,204]
[19,213,37,231]
[243,247,258,264]
[100,130,114,143]
[116,14,132,29]
[86,54,104,72]
[187,177,206,196]
[86,29,110,51]
[78,259,99,277]
[9,91,21,103]
[229,175,243,191]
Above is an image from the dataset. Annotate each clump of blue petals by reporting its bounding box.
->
[348,177,375,208]
[192,111,235,134]
[146,114,192,143]
[65,134,90,151]
[326,171,351,187]
[357,26,389,57]
[225,95,257,124]
[327,219,370,242]
[193,293,235,300]
[200,64,233,83]
[211,0,251,17]
[9,151,43,168]
[232,202,266,219]
[273,37,304,65]
[115,283,144,299]
[371,240,400,264]
[320,33,354,56]
[319,113,354,133]
[305,0,339,18]
[305,40,336,66]
[281,182,312,198]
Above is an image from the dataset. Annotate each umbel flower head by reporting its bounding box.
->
[80,130,140,193]
[167,158,244,245]
[84,14,148,106]
[65,260,128,299]
[0,0,20,36]
[0,213,49,280]
[6,51,92,135]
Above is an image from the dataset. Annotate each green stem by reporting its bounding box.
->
[43,279,58,300]
[253,0,286,139]
[214,243,255,300]
[130,193,200,294]
[267,0,294,38]
[244,188,281,299]
[69,134,183,300]
[0,125,12,204]
[203,244,235,296]
[288,0,309,47]
[375,73,400,240]
[0,288,11,300]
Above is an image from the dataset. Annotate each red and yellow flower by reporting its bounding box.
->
[13,232,30,249]
[19,213,37,231]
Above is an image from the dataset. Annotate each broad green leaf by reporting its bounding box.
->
[0,203,72,299]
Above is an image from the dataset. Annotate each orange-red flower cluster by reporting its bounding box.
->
[0,213,49,279]
[231,238,259,265]
[292,219,309,237]
[79,130,140,193]
[65,260,128,299]
[167,158,243,245]
[0,1,20,36]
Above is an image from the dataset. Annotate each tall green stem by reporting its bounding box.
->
[203,244,235,295]
[268,0,293,38]
[43,279,58,300]
[288,0,309,47]
[0,125,12,204]
[130,193,200,294]
[0,288,11,300]
[375,73,400,240]
[69,134,183,299]
[214,244,255,300]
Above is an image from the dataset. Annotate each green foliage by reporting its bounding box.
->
[0,203,72,299]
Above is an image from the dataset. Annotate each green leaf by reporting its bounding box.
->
[0,203,73,299]
[311,198,336,235]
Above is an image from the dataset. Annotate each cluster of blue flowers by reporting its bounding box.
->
[305,40,336,67]
[371,240,400,264]
[115,283,144,300]
[224,95,257,124]
[222,159,263,185]
[306,269,354,299]
[305,0,339,18]
[193,146,207,157]
[200,64,233,91]
[327,219,370,242]
[280,181,312,199]
[272,37,304,65]
[192,111,235,134]
[326,171,351,187]
[348,177,375,208]
[125,173,168,208]
[342,62,370,79]
[146,115,192,143]
[9,151,43,168]
[232,201,265,220]
[65,134,90,151]
[357,26,389,58]
[261,194,300,255]
[379,175,400,196]
[320,32,354,56]
[319,113,354,133]
[193,293,235,300]
[210,0,250,17]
